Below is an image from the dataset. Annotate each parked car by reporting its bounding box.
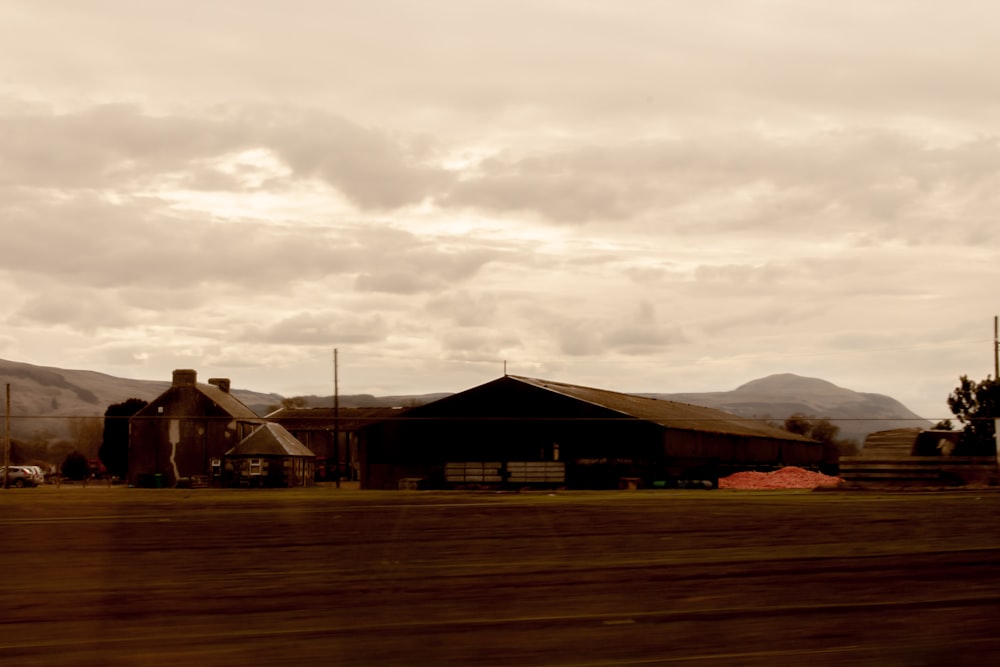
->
[20,466,47,485]
[1,466,40,488]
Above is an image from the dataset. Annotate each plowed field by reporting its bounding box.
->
[2,485,1000,665]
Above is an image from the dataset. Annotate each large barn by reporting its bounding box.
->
[358,375,822,490]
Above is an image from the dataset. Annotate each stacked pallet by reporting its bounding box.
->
[506,461,565,484]
[443,461,566,486]
[839,456,998,487]
[444,462,503,484]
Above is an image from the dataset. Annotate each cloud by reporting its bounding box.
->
[0,104,453,210]
[263,110,455,209]
[0,104,247,189]
[437,130,1000,247]
[425,291,498,327]
[5,1,1000,421]
[5,101,1000,253]
[241,311,389,346]
[603,301,689,355]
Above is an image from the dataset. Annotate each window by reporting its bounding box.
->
[249,459,262,476]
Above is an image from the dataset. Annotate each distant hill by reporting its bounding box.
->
[0,360,930,448]
[0,359,282,442]
[272,393,454,413]
[645,373,931,444]
[0,358,448,443]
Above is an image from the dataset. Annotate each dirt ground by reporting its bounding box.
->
[2,485,1000,666]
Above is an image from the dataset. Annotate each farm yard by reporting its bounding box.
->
[2,486,1000,665]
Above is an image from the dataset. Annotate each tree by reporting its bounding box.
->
[782,413,859,473]
[281,396,310,409]
[946,375,1000,456]
[68,417,104,457]
[99,398,148,480]
[61,450,90,481]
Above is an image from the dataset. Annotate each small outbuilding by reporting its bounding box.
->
[225,422,316,487]
[359,375,822,490]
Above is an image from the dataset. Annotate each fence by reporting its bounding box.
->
[839,456,999,487]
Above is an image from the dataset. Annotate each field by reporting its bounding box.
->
[3,485,1000,666]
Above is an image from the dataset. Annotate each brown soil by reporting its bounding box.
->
[2,486,999,665]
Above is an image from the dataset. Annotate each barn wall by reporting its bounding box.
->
[360,419,822,490]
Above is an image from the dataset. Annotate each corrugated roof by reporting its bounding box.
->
[267,406,403,431]
[226,423,315,457]
[507,376,814,442]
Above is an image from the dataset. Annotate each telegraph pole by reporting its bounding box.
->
[3,384,10,489]
[333,348,340,489]
[995,318,1000,464]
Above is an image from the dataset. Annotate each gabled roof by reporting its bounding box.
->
[197,383,262,420]
[403,375,813,442]
[508,375,813,441]
[226,423,315,458]
[134,381,262,420]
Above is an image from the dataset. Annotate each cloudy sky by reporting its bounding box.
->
[2,0,999,419]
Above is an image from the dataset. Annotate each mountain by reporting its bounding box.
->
[0,358,447,443]
[644,373,930,444]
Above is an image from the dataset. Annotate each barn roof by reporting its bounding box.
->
[226,423,315,458]
[505,376,813,441]
[390,375,813,443]
[267,406,404,431]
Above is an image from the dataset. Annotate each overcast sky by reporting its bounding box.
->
[2,1,999,419]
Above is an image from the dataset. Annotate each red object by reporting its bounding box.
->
[718,466,842,489]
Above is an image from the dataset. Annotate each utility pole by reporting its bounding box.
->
[3,384,10,489]
[334,348,340,489]
[995,318,1000,465]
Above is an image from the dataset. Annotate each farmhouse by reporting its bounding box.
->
[358,375,822,490]
[129,369,264,487]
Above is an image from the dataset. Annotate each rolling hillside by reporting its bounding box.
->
[0,359,281,442]
[648,373,931,444]
[0,358,445,443]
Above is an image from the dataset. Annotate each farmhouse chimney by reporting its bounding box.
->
[172,369,197,387]
[208,378,231,393]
